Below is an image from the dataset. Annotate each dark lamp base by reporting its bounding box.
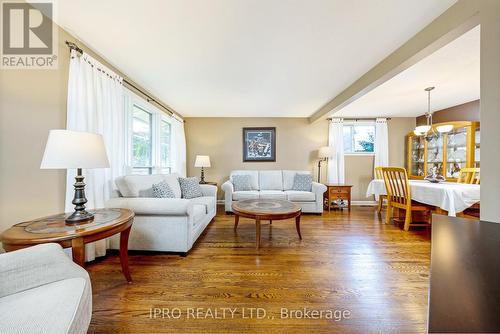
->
[65,210,94,225]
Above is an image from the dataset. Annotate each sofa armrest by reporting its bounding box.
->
[105,197,191,215]
[200,184,217,198]
[0,243,89,298]
[312,182,327,196]
[221,180,234,194]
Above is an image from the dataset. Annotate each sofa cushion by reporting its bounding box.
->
[179,177,203,199]
[116,174,164,198]
[233,191,259,201]
[259,190,286,200]
[230,170,259,190]
[285,190,316,202]
[116,173,182,198]
[190,204,208,229]
[283,170,311,190]
[152,181,176,198]
[163,173,182,198]
[105,197,191,215]
[232,174,253,191]
[292,173,313,191]
[189,196,216,214]
[259,171,283,190]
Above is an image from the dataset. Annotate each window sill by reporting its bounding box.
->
[344,153,375,157]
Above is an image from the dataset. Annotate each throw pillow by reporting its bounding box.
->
[292,173,313,192]
[179,177,203,199]
[152,180,176,198]
[232,174,253,191]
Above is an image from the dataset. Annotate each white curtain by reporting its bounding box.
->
[171,119,186,177]
[327,118,345,183]
[374,118,389,172]
[66,49,126,261]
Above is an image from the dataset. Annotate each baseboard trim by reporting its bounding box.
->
[351,201,377,206]
[217,200,377,206]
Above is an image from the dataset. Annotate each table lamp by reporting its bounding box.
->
[40,130,110,224]
[317,146,334,183]
[194,155,211,184]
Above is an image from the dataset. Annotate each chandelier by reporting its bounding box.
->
[413,87,453,137]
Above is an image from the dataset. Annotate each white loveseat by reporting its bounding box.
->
[0,243,92,334]
[105,173,217,254]
[222,170,326,214]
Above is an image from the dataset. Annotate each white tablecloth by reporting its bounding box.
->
[366,179,480,217]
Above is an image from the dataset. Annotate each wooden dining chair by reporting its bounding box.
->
[374,166,386,213]
[457,168,480,184]
[381,167,432,231]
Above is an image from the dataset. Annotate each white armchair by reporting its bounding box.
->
[0,243,92,334]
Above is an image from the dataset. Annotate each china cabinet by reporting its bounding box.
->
[407,121,479,180]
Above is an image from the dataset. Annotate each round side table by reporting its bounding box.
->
[0,208,134,283]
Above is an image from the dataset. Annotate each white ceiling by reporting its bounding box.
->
[335,26,480,118]
[57,0,457,117]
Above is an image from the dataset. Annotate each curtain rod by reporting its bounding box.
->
[65,41,184,123]
[326,117,392,121]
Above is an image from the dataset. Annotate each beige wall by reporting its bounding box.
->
[185,118,329,199]
[0,25,175,246]
[185,117,415,201]
[344,118,415,201]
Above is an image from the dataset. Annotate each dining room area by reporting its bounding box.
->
[331,24,484,231]
[366,117,481,231]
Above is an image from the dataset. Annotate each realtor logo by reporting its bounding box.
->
[1,0,58,69]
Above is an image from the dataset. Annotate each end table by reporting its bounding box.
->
[324,184,353,212]
[0,208,135,283]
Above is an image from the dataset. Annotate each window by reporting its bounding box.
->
[131,105,153,174]
[343,123,375,154]
[127,92,172,175]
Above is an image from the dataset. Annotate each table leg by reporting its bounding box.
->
[255,218,261,249]
[71,237,85,267]
[270,220,272,225]
[234,214,239,231]
[120,225,133,283]
[295,215,302,240]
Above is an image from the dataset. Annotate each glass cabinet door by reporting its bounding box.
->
[426,134,444,177]
[410,136,425,177]
[446,126,468,178]
[474,125,480,168]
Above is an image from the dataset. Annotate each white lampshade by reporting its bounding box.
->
[194,155,211,168]
[415,125,431,135]
[318,146,334,158]
[436,124,454,133]
[40,130,110,169]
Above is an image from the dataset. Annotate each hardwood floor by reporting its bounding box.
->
[86,206,431,334]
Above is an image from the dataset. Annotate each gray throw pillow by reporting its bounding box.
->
[152,180,176,198]
[179,177,203,199]
[292,174,313,191]
[232,174,253,191]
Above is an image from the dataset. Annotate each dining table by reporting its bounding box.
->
[366,179,480,216]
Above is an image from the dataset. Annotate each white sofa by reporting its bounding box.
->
[105,173,217,254]
[0,243,92,334]
[222,170,326,213]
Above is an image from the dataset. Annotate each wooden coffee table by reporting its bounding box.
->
[232,199,302,249]
[0,208,134,283]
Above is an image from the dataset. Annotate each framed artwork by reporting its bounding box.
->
[242,127,276,162]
